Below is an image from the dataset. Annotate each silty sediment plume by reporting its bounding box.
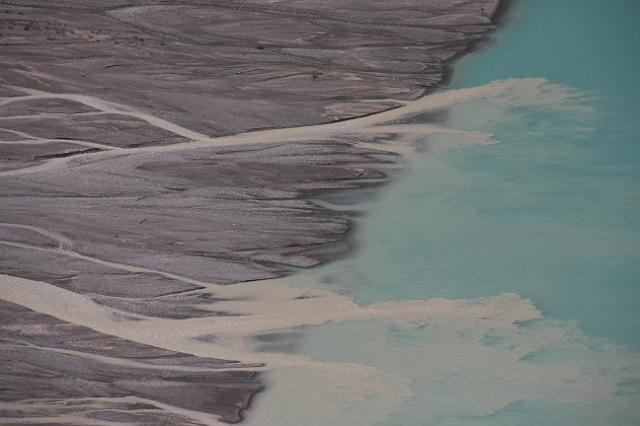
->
[0,1,503,424]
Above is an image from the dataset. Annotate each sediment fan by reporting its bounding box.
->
[0,1,501,424]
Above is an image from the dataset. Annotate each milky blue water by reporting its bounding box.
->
[331,0,640,347]
[249,1,640,425]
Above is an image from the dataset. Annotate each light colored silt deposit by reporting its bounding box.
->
[0,1,505,424]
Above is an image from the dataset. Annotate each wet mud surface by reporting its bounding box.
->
[0,1,500,424]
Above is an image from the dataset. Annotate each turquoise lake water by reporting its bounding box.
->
[248,1,640,425]
[332,0,640,347]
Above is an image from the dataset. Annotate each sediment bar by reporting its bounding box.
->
[0,1,503,424]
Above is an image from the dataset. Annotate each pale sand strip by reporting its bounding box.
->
[0,396,228,426]
[0,76,590,424]
[0,273,540,369]
[0,78,570,178]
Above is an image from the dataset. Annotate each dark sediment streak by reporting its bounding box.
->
[0,1,505,424]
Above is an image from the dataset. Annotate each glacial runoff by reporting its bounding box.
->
[246,1,640,425]
[0,1,638,426]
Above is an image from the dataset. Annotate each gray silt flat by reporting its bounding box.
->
[0,1,503,424]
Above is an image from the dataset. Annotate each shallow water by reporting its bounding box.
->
[343,0,640,346]
[248,1,640,425]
